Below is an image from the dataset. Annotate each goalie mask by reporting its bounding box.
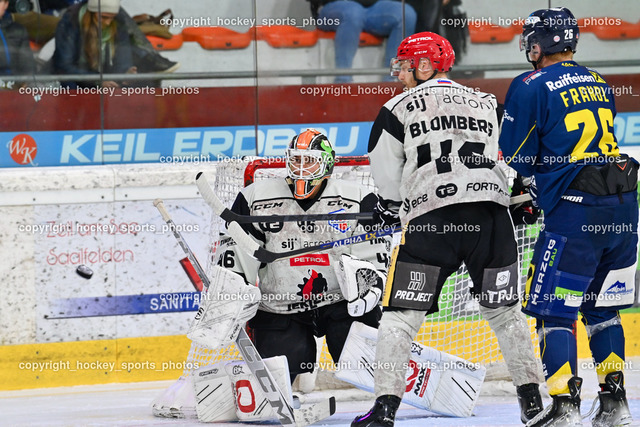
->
[285,129,335,200]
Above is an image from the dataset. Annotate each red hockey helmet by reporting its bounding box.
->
[392,32,455,75]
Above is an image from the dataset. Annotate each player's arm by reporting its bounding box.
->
[498,80,539,177]
[368,106,405,203]
[368,106,405,226]
[336,191,391,317]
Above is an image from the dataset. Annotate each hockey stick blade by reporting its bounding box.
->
[154,198,299,426]
[294,396,336,427]
[195,171,373,223]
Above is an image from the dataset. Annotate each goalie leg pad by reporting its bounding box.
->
[336,320,487,417]
[226,355,294,422]
[193,361,238,422]
[188,266,261,349]
[479,304,544,386]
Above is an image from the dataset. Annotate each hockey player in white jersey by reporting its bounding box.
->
[352,32,544,426]
[217,129,391,385]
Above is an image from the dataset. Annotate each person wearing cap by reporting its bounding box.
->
[53,0,136,89]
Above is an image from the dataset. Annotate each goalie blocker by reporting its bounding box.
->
[336,322,486,418]
[187,266,261,350]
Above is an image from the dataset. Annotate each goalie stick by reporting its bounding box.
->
[153,199,336,427]
[197,171,532,262]
[196,172,532,225]
[195,172,373,223]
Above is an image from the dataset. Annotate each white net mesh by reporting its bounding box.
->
[153,156,542,417]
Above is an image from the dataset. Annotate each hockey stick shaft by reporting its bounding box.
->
[223,193,531,263]
[153,199,298,426]
[227,221,398,263]
[195,172,373,223]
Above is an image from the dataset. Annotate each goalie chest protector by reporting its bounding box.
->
[240,178,371,314]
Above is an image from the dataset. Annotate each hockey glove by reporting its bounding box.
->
[509,174,540,226]
[334,254,384,317]
[373,197,401,230]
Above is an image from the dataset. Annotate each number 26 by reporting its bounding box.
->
[565,108,618,162]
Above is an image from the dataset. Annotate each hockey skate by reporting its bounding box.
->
[351,395,401,427]
[525,377,582,427]
[591,371,632,427]
[517,382,544,423]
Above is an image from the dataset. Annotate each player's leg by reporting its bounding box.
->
[364,1,417,71]
[316,1,366,81]
[579,218,637,427]
[464,202,544,423]
[352,210,461,427]
[582,310,632,427]
[520,198,606,426]
[247,310,316,384]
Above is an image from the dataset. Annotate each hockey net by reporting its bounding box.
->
[153,156,542,417]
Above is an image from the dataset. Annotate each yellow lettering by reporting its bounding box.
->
[579,86,590,103]
[560,91,570,108]
[569,88,581,105]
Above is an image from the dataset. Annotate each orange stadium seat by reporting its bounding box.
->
[468,23,516,43]
[315,29,384,46]
[252,25,319,48]
[181,27,252,49]
[146,34,184,51]
[590,20,640,40]
[576,19,593,33]
[29,41,42,52]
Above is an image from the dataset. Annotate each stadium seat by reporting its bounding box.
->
[590,20,640,40]
[576,19,593,33]
[146,34,184,51]
[468,23,516,43]
[181,27,252,50]
[252,25,318,48]
[29,40,42,52]
[315,29,384,46]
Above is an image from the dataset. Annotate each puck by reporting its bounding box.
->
[76,264,93,279]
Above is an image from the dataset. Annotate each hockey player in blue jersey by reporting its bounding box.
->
[499,7,637,427]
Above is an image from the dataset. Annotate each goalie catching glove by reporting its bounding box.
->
[509,174,540,226]
[334,254,385,317]
[187,266,261,349]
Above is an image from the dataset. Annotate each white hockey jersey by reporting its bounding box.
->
[368,78,510,224]
[217,178,391,314]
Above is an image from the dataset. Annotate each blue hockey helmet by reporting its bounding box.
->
[520,7,579,60]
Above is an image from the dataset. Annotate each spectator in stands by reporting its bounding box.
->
[308,0,416,83]
[17,0,178,78]
[406,0,468,61]
[53,0,136,88]
[0,0,35,81]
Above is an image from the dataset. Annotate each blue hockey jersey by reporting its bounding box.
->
[499,61,621,212]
